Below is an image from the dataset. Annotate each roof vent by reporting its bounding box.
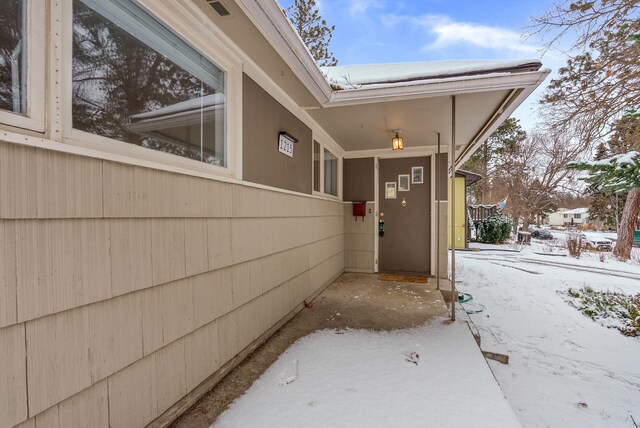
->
[207,1,230,16]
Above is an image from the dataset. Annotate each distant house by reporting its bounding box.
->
[555,207,608,229]
[562,208,590,225]
[545,208,569,226]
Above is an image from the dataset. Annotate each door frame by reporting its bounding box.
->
[373,154,437,274]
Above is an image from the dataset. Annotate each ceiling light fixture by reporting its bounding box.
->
[391,129,404,151]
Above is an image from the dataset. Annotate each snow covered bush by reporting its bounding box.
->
[476,214,512,244]
[562,287,640,337]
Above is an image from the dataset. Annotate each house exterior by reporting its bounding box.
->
[546,207,569,226]
[0,1,549,427]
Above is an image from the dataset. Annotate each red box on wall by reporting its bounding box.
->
[352,202,366,221]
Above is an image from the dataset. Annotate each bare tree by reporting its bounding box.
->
[531,0,640,255]
[494,130,587,230]
[531,1,640,141]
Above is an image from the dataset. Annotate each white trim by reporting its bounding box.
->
[373,156,379,273]
[0,128,343,203]
[344,146,437,159]
[322,145,340,198]
[430,155,436,274]
[0,0,46,133]
[324,70,550,107]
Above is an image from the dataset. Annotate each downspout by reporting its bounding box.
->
[450,96,457,321]
[436,133,441,291]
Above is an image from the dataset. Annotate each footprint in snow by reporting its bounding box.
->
[278,359,299,386]
[403,351,420,366]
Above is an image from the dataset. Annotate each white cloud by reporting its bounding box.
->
[347,0,383,17]
[407,14,541,55]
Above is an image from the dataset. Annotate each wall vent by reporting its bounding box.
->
[207,1,231,16]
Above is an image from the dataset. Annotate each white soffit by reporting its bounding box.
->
[308,89,510,152]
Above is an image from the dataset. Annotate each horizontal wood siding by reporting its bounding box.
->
[0,140,344,428]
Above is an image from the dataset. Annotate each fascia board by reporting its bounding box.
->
[235,0,332,103]
[454,68,550,167]
[324,69,552,108]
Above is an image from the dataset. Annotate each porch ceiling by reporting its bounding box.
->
[307,89,511,153]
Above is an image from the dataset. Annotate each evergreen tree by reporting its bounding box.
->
[286,0,338,66]
[586,116,640,233]
[463,118,526,204]
[568,151,640,259]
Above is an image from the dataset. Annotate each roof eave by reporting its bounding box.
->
[324,69,551,108]
[236,1,549,113]
[234,0,333,103]
[454,68,550,166]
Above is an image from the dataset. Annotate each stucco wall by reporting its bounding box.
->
[0,141,344,428]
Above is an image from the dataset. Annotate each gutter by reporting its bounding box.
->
[325,70,550,107]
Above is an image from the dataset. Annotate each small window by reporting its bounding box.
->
[313,141,320,192]
[0,0,28,115]
[563,214,568,218]
[72,0,227,166]
[324,148,337,196]
[575,214,581,219]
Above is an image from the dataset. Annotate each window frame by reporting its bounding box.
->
[0,0,46,132]
[311,137,341,200]
[58,0,243,178]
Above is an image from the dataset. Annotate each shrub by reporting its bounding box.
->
[566,233,582,258]
[562,287,640,337]
[477,214,512,244]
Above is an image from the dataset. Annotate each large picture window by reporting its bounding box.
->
[72,0,227,167]
[0,0,28,115]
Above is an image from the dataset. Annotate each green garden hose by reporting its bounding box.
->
[458,292,485,314]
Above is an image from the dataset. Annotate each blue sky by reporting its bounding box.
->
[280,0,568,132]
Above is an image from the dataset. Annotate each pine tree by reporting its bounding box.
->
[585,116,640,237]
[463,118,526,204]
[286,0,338,67]
[568,152,640,259]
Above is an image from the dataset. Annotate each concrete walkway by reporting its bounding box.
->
[172,273,520,427]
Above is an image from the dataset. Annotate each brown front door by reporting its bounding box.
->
[379,157,431,273]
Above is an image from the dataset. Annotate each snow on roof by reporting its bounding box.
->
[564,207,589,215]
[320,59,542,89]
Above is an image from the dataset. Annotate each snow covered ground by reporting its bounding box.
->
[213,319,521,428]
[458,242,640,427]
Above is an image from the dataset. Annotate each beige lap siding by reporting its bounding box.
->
[0,140,345,428]
[344,202,375,273]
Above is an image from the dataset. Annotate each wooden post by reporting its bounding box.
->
[451,96,456,321]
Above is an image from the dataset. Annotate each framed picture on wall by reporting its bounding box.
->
[398,174,410,191]
[411,166,424,184]
[385,182,397,199]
